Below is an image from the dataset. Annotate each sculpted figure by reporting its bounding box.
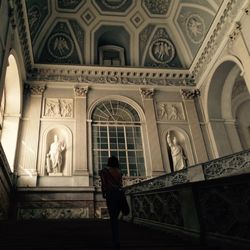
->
[46,135,66,174]
[167,132,186,171]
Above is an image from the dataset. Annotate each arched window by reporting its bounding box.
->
[92,100,145,176]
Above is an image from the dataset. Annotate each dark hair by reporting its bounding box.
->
[107,155,119,168]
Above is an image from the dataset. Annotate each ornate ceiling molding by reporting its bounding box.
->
[14,0,236,87]
[191,0,246,83]
[27,66,195,86]
[14,0,32,72]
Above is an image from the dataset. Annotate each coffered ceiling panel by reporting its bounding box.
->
[23,0,223,70]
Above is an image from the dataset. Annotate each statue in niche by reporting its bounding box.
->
[46,135,66,174]
[167,132,186,171]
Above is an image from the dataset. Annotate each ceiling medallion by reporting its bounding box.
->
[101,0,127,9]
[186,14,205,44]
[48,33,74,59]
[149,38,175,64]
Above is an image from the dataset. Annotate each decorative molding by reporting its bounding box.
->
[126,170,189,195]
[203,151,250,180]
[74,86,89,97]
[14,0,32,71]
[44,98,73,118]
[244,4,250,15]
[181,88,200,100]
[157,102,185,121]
[132,190,184,227]
[229,22,242,43]
[18,207,89,219]
[27,67,195,86]
[192,0,245,82]
[94,176,149,189]
[140,88,154,99]
[29,85,46,95]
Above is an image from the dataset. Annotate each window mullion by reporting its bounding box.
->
[107,125,110,157]
[124,126,129,176]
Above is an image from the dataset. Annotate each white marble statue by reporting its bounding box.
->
[46,135,66,174]
[167,132,186,171]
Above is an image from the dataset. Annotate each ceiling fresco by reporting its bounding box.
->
[23,0,223,69]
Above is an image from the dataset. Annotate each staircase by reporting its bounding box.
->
[0,219,218,250]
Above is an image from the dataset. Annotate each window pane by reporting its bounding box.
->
[92,101,145,177]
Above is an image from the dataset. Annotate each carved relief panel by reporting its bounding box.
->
[157,102,185,121]
[43,98,73,118]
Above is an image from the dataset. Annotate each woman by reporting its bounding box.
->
[100,156,123,250]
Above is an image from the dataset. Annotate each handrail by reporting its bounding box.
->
[125,149,250,194]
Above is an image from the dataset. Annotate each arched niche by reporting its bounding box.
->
[39,125,72,176]
[1,52,22,172]
[94,25,130,65]
[163,127,194,173]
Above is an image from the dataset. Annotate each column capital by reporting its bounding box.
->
[25,84,46,96]
[181,89,200,100]
[140,88,154,99]
[74,86,89,97]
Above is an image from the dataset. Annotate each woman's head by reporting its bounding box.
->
[107,155,119,168]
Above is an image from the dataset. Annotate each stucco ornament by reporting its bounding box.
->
[186,14,205,44]
[150,38,175,63]
[48,33,74,59]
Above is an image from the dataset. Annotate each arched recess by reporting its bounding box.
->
[1,52,22,172]
[162,127,195,173]
[205,58,250,157]
[88,95,151,177]
[39,125,73,176]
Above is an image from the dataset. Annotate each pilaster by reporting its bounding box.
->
[73,86,89,176]
[140,88,164,176]
[181,89,208,163]
[17,84,45,187]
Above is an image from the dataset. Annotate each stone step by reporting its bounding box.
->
[0,219,219,250]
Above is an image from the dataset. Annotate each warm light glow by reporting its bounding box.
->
[1,54,21,172]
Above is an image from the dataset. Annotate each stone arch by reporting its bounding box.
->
[205,57,249,157]
[39,125,73,176]
[87,95,150,176]
[1,52,22,172]
[88,95,145,122]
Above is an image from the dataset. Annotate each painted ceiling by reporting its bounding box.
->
[23,0,223,70]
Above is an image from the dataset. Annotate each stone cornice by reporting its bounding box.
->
[27,66,195,86]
